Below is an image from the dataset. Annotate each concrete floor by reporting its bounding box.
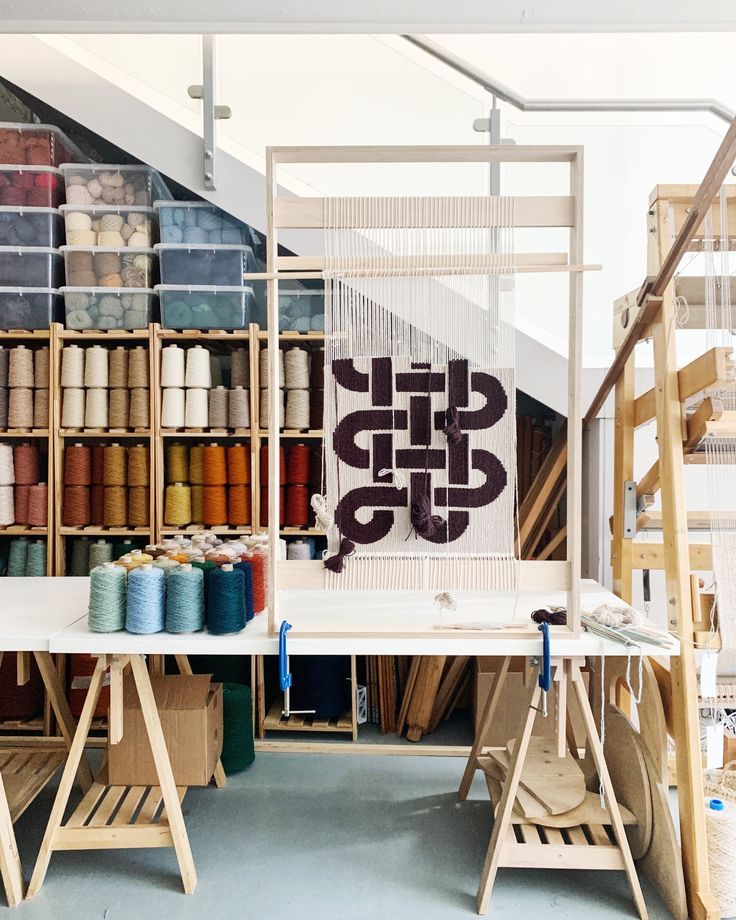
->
[10,747,672,920]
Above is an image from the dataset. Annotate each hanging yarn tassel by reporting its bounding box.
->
[409,490,445,540]
[531,608,567,626]
[165,564,205,633]
[311,493,333,531]
[442,406,463,444]
[207,564,246,634]
[125,564,165,634]
[323,537,355,574]
[88,562,127,632]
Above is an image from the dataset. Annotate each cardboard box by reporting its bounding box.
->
[473,657,587,748]
[108,674,223,787]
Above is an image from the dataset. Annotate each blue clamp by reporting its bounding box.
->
[279,621,293,692]
[537,621,551,693]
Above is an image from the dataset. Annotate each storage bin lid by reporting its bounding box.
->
[0,122,88,163]
[154,199,229,210]
[0,206,61,216]
[59,204,157,217]
[0,245,61,255]
[0,164,63,175]
[155,283,254,294]
[0,286,59,294]
[60,286,155,295]
[60,245,156,255]
[154,243,254,253]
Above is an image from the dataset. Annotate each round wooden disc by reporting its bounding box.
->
[600,706,653,860]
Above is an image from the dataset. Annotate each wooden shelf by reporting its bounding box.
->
[158,329,250,341]
[0,747,65,823]
[161,429,250,439]
[262,700,353,734]
[0,429,50,438]
[280,527,325,537]
[257,331,325,341]
[0,526,48,536]
[0,716,45,734]
[160,526,252,536]
[58,329,149,341]
[0,330,50,340]
[259,430,324,438]
[59,429,151,439]
[60,527,152,537]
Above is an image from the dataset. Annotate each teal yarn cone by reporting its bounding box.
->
[206,564,246,635]
[70,537,90,576]
[165,564,205,633]
[89,539,114,571]
[221,683,255,774]
[113,539,135,560]
[234,559,255,623]
[126,564,165,634]
[88,562,127,632]
[25,540,46,576]
[7,538,29,576]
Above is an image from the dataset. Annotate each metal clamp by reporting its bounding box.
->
[187,35,231,191]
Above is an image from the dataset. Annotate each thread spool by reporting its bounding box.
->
[227,446,250,485]
[102,444,126,485]
[286,443,310,485]
[228,387,250,428]
[184,388,207,428]
[108,388,129,428]
[0,388,8,428]
[310,347,324,390]
[260,486,285,527]
[7,538,28,575]
[104,486,127,527]
[84,346,109,388]
[259,387,284,428]
[89,538,113,569]
[127,445,149,486]
[8,345,33,388]
[285,485,309,527]
[63,485,90,526]
[0,485,13,525]
[166,564,205,633]
[259,347,284,388]
[126,564,165,634]
[230,348,249,388]
[309,444,323,491]
[87,445,104,484]
[210,355,223,387]
[166,444,188,483]
[27,484,47,526]
[128,486,149,527]
[285,389,310,429]
[0,348,7,388]
[70,538,90,575]
[189,445,205,484]
[8,388,33,428]
[165,483,191,526]
[88,563,127,632]
[309,387,324,430]
[228,485,251,526]
[208,386,229,428]
[190,484,204,523]
[152,556,180,577]
[26,540,46,575]
[284,347,310,389]
[203,486,227,526]
[259,445,286,483]
[33,389,49,428]
[0,444,13,484]
[13,484,29,524]
[160,344,185,388]
[207,564,246,635]
[65,444,91,484]
[34,347,49,389]
[234,559,255,622]
[250,549,268,614]
[194,443,226,489]
[185,346,212,389]
[109,347,129,388]
[61,388,85,428]
[90,484,104,524]
[128,347,149,388]
[129,388,150,429]
[84,388,108,428]
[61,344,85,388]
[287,539,312,561]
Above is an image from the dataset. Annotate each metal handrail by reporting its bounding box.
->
[403,34,735,124]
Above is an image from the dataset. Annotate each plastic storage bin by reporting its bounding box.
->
[0,288,59,329]
[61,288,154,330]
[60,205,156,247]
[156,285,256,330]
[60,163,170,208]
[60,247,156,288]
[154,200,250,245]
[0,123,87,167]
[0,166,63,208]
[0,207,63,247]
[155,243,255,286]
[0,247,62,287]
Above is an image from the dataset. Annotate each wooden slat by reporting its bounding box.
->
[65,782,108,828]
[274,196,575,229]
[276,252,569,271]
[87,786,128,828]
[629,541,712,570]
[54,825,174,851]
[135,789,163,825]
[111,787,148,827]
[270,145,581,165]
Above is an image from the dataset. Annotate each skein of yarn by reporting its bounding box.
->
[128,486,149,527]
[126,564,165,634]
[7,538,29,575]
[103,485,127,527]
[62,485,90,526]
[88,562,127,632]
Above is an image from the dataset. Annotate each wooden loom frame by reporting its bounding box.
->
[265,145,590,641]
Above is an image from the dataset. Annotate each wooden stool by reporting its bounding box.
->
[461,655,648,918]
[27,653,197,899]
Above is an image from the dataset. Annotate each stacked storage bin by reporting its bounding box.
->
[154,201,259,330]
[0,123,87,330]
[59,164,171,330]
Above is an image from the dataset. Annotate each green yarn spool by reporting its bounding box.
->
[25,540,46,576]
[221,683,254,775]
[70,537,90,576]
[113,539,135,560]
[7,538,29,576]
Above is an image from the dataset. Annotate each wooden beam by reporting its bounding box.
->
[628,541,713,570]
[517,425,567,553]
[683,397,725,453]
[536,527,567,561]
[636,461,661,500]
[611,358,635,602]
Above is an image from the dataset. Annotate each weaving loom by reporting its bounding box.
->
[265,145,593,640]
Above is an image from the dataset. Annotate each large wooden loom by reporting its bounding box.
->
[264,144,591,639]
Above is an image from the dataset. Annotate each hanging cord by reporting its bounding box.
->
[599,654,606,808]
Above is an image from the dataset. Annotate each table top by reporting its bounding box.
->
[44,577,678,658]
[0,577,89,651]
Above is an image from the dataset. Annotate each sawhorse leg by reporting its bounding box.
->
[459,657,510,801]
[0,774,23,908]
